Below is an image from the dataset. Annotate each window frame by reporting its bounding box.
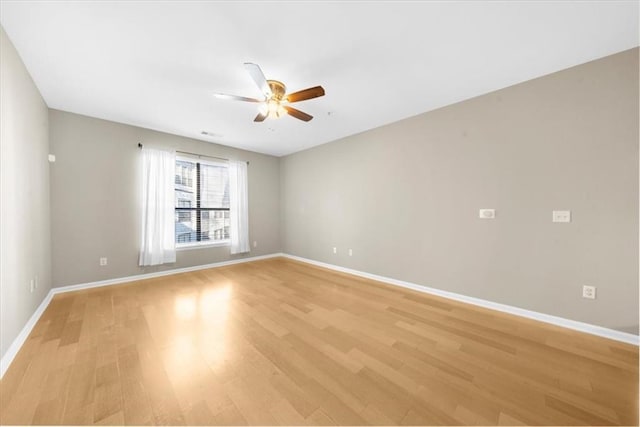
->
[175,155,230,249]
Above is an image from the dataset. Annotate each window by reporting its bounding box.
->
[175,157,230,247]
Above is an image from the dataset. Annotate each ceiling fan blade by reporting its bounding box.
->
[254,112,267,122]
[244,63,272,98]
[284,106,313,122]
[213,93,263,103]
[285,86,325,103]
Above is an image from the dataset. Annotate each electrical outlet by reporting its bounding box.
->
[253,241,257,248]
[332,247,337,254]
[553,210,571,223]
[348,249,353,256]
[100,257,108,266]
[479,209,496,219]
[582,285,596,299]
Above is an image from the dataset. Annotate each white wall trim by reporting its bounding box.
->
[281,253,640,346]
[0,291,53,378]
[0,252,283,379]
[51,253,283,295]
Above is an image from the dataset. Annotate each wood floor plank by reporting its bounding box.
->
[93,361,122,423]
[1,257,637,425]
[212,401,247,425]
[182,400,216,426]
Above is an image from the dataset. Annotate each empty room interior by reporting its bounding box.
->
[1,1,639,426]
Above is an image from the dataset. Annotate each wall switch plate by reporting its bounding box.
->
[479,209,495,219]
[582,285,596,299]
[34,275,38,289]
[253,241,257,248]
[48,154,56,162]
[348,249,353,256]
[553,210,571,223]
[29,279,34,293]
[100,257,108,266]
[332,247,337,254]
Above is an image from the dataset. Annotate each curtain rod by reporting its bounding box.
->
[138,143,248,164]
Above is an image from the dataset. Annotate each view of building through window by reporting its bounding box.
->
[175,159,230,245]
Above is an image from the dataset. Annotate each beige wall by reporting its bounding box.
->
[49,110,280,287]
[0,27,52,358]
[280,48,639,334]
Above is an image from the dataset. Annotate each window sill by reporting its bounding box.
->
[176,241,230,251]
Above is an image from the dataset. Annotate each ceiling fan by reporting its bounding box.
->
[213,63,325,122]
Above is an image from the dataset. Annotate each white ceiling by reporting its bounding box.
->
[1,1,638,156]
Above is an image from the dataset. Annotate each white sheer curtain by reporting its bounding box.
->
[139,148,176,266]
[229,160,250,254]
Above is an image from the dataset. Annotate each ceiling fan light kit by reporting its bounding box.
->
[213,63,325,123]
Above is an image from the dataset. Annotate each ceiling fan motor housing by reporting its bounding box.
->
[267,80,286,101]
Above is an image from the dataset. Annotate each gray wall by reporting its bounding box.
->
[0,27,52,358]
[280,48,639,334]
[49,110,280,287]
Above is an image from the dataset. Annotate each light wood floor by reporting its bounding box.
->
[1,258,638,425]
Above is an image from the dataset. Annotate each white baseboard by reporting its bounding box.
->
[281,253,640,346]
[0,252,283,379]
[0,291,53,378]
[50,253,284,295]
